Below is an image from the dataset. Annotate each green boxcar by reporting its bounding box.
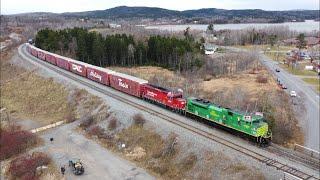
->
[186,97,271,141]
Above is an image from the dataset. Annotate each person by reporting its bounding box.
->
[61,166,65,175]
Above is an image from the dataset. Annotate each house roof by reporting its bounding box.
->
[203,43,217,50]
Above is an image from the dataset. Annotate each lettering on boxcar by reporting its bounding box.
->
[118,79,129,88]
[89,71,102,81]
[72,64,82,73]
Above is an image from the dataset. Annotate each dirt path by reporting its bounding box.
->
[34,122,154,180]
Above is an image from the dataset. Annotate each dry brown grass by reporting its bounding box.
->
[1,52,72,125]
[193,151,265,180]
[1,74,70,125]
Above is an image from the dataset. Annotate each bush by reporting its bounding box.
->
[133,113,146,126]
[161,133,178,157]
[65,105,76,123]
[108,117,118,130]
[179,153,197,171]
[88,125,104,137]
[9,152,51,179]
[256,75,268,83]
[0,126,38,160]
[79,115,95,129]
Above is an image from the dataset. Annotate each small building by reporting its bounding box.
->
[203,43,218,55]
[109,23,121,28]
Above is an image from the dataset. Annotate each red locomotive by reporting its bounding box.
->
[142,84,186,112]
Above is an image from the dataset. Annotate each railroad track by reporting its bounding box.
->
[268,144,320,171]
[19,45,319,180]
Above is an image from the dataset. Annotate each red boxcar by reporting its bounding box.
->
[69,60,87,77]
[56,57,69,71]
[37,50,46,60]
[86,65,113,86]
[142,84,186,110]
[31,48,38,57]
[109,72,148,97]
[45,53,57,65]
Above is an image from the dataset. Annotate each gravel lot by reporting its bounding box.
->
[16,44,320,179]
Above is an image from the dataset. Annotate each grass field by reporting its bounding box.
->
[280,64,318,76]
[235,44,294,52]
[302,78,320,92]
[1,50,72,125]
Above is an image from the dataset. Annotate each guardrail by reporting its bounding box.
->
[30,121,64,133]
[294,144,320,159]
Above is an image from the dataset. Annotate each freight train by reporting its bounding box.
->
[25,43,272,144]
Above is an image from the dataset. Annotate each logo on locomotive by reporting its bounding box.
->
[72,64,83,73]
[146,91,156,97]
[118,79,129,88]
[89,71,102,81]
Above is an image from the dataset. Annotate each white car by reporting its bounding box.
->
[290,91,297,97]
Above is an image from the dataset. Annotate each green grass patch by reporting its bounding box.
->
[280,65,318,76]
[302,78,319,85]
[302,78,320,93]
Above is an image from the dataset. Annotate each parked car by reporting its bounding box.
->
[290,91,297,97]
[282,84,287,89]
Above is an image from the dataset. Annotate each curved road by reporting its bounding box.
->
[260,54,319,151]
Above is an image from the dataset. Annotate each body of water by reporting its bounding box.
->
[145,20,319,32]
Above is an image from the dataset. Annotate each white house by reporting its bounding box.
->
[203,43,218,55]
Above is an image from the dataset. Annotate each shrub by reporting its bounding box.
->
[256,75,268,83]
[65,105,76,123]
[0,126,38,160]
[132,113,146,126]
[108,117,118,130]
[8,152,51,179]
[179,153,197,171]
[88,125,104,137]
[79,115,95,129]
[161,133,178,157]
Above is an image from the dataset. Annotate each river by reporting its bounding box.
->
[145,20,319,32]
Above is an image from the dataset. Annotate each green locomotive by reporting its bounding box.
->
[186,97,272,144]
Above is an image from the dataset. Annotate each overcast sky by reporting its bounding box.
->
[1,0,319,15]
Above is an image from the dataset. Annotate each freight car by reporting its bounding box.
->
[45,53,57,65]
[56,57,70,71]
[86,64,114,86]
[68,59,87,77]
[109,72,148,97]
[25,43,272,145]
[186,97,271,143]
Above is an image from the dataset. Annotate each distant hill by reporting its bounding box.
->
[61,6,319,21]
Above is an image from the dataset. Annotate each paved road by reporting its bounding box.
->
[228,46,319,151]
[260,54,319,151]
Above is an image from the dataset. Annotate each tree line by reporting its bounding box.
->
[35,28,202,71]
